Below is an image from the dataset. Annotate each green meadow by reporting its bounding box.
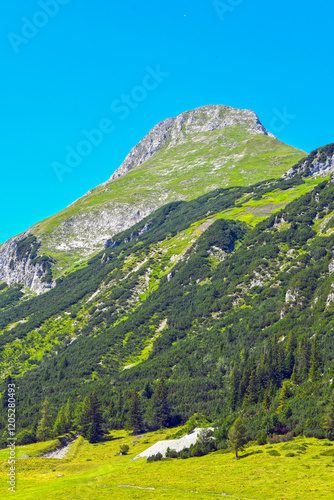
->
[1,428,334,499]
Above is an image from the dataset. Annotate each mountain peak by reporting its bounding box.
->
[110,105,275,181]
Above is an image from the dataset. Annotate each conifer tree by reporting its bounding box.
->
[58,356,68,381]
[238,364,252,403]
[268,380,276,399]
[36,398,54,441]
[112,391,125,429]
[277,380,293,414]
[53,397,73,436]
[275,344,284,387]
[255,364,266,394]
[64,397,74,432]
[126,390,143,434]
[80,391,103,443]
[309,334,321,382]
[53,406,67,436]
[290,363,298,384]
[149,379,170,429]
[245,369,258,405]
[285,331,296,378]
[229,367,240,411]
[298,337,311,380]
[43,368,50,381]
[262,388,271,410]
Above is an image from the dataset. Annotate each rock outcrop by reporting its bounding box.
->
[0,232,55,294]
[283,143,334,179]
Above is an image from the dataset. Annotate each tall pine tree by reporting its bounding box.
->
[244,370,258,406]
[309,334,321,382]
[126,390,143,434]
[229,367,240,411]
[80,391,103,443]
[148,379,170,429]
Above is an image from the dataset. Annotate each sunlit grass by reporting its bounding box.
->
[1,429,334,499]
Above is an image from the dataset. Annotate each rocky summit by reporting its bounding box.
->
[0,104,306,293]
[109,104,276,181]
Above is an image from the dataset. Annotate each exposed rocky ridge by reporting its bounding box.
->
[0,232,55,294]
[283,143,334,179]
[110,105,275,181]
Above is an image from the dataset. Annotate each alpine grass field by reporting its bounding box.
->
[1,429,334,499]
[1,106,334,499]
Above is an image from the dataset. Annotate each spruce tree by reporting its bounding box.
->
[285,331,296,378]
[276,344,284,387]
[149,379,170,429]
[57,356,69,381]
[309,334,321,382]
[64,397,74,432]
[262,388,271,410]
[80,391,103,443]
[245,369,258,405]
[256,364,266,394]
[299,337,311,380]
[277,380,293,414]
[229,367,240,411]
[54,397,73,436]
[112,391,125,429]
[126,390,143,434]
[238,364,251,403]
[290,363,298,384]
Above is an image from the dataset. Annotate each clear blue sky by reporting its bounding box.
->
[1,0,333,243]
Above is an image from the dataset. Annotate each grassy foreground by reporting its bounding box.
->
[1,428,334,499]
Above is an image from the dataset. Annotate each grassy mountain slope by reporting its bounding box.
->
[0,106,306,293]
[35,129,305,270]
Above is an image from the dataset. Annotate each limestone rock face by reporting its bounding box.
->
[110,105,275,181]
[0,232,55,294]
[42,204,154,256]
[283,145,334,179]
